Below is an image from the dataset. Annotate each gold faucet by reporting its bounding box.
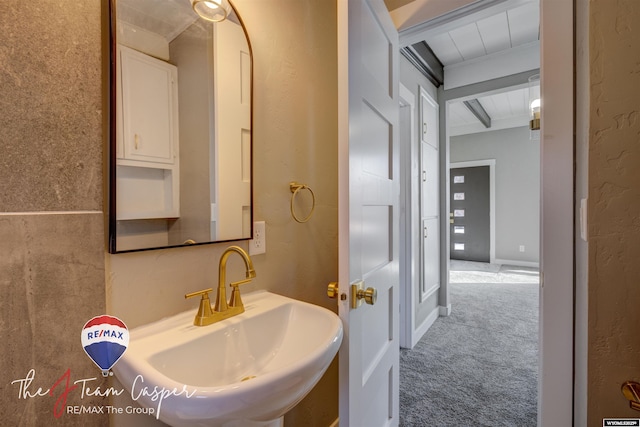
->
[184,246,256,326]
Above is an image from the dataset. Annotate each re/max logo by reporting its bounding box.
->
[86,330,124,340]
[603,419,640,426]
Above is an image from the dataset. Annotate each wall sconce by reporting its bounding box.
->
[191,0,232,22]
[528,74,540,140]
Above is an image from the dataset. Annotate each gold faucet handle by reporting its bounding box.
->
[229,279,252,309]
[230,279,252,287]
[185,288,214,325]
[185,288,214,300]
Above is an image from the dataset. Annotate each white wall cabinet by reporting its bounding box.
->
[116,45,180,220]
[420,88,440,301]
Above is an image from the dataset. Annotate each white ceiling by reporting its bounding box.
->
[391,0,540,135]
[117,0,197,42]
[448,87,533,136]
[424,1,539,66]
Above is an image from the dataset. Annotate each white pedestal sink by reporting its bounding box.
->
[112,291,342,427]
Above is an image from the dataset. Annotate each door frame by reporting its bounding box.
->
[538,0,574,424]
[397,1,574,426]
[345,0,575,425]
[399,83,420,349]
[449,159,496,264]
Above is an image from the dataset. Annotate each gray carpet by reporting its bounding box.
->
[399,261,539,427]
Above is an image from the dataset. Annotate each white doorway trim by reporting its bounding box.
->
[399,82,418,349]
[538,0,574,424]
[450,159,496,264]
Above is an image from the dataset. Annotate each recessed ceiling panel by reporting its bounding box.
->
[425,32,463,65]
[505,89,528,115]
[448,23,486,61]
[449,102,479,125]
[477,95,499,117]
[476,12,511,54]
[483,92,512,117]
[507,2,540,47]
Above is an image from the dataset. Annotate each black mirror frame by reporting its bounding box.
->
[107,0,254,254]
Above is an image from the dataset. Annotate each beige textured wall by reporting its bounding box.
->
[0,0,108,425]
[588,0,640,424]
[108,1,339,426]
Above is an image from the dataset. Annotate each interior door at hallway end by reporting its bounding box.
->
[450,166,490,262]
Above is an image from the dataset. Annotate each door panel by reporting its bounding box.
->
[362,104,392,179]
[360,3,390,93]
[450,166,490,262]
[422,143,439,218]
[421,90,438,150]
[422,217,440,299]
[338,0,399,425]
[361,205,391,273]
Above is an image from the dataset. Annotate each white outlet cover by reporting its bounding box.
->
[249,221,266,255]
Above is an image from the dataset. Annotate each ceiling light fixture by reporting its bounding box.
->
[191,0,232,22]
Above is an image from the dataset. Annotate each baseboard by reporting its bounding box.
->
[411,306,439,347]
[494,258,540,268]
[439,304,451,316]
[329,418,339,427]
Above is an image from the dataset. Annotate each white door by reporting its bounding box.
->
[337,0,400,425]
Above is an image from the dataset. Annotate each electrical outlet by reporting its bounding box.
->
[249,221,266,255]
[519,245,525,252]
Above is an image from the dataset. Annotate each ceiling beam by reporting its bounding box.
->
[463,99,492,128]
[444,41,540,89]
[441,69,539,103]
[401,42,444,87]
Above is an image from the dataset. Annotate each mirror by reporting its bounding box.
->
[108,0,253,253]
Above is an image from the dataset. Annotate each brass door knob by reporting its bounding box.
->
[357,287,377,305]
[327,282,339,299]
[351,281,377,309]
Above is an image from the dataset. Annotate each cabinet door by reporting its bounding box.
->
[119,46,178,164]
[420,89,439,149]
[422,217,440,300]
[421,142,439,218]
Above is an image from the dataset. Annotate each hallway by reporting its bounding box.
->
[400,261,539,426]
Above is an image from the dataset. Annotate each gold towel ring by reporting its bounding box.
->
[289,182,316,223]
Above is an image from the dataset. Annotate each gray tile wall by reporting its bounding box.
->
[0,1,107,425]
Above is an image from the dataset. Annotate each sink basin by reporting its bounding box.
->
[112,291,343,427]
